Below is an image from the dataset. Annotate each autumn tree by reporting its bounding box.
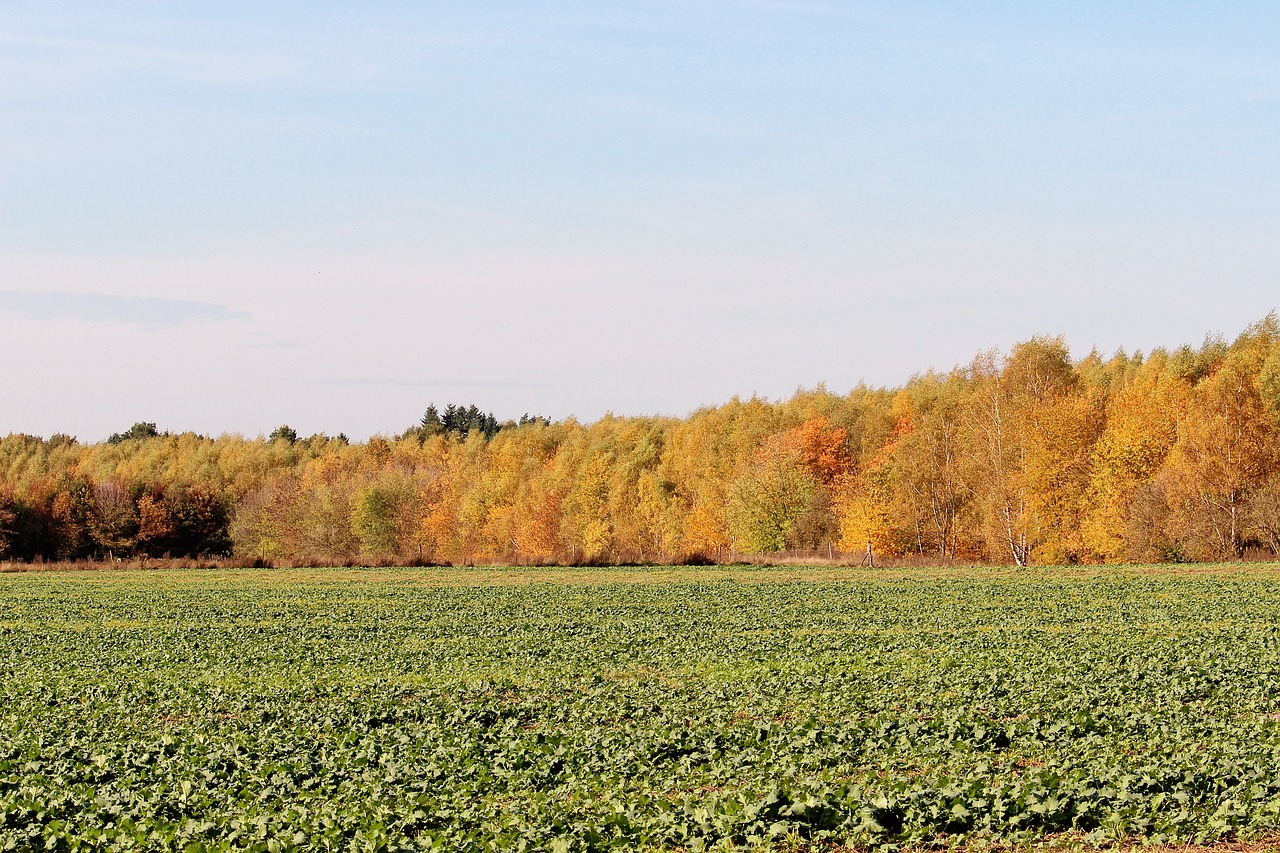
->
[561,454,614,560]
[290,455,360,559]
[3,480,60,561]
[726,450,819,553]
[351,486,403,555]
[167,484,232,555]
[837,397,907,557]
[664,398,784,557]
[1160,346,1277,559]
[135,490,177,555]
[91,480,139,555]
[3,318,1279,568]
[510,470,564,560]
[876,378,972,558]
[230,476,294,560]
[0,490,16,559]
[1021,392,1104,564]
[50,476,97,560]
[1244,474,1280,557]
[959,338,1087,565]
[1080,354,1187,562]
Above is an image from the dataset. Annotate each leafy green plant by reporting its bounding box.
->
[2,566,1279,850]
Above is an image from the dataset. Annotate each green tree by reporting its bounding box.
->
[351,486,403,555]
[726,446,820,553]
[107,422,161,445]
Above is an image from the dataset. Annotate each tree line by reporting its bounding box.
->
[4,318,1280,565]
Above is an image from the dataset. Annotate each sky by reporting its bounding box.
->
[2,1,1278,441]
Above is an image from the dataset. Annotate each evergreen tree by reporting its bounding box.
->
[107,422,161,444]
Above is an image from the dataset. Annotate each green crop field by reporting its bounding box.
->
[3,565,1280,852]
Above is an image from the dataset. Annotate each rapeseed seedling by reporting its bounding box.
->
[2,566,1280,850]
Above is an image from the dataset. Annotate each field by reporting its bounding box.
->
[3,565,1280,852]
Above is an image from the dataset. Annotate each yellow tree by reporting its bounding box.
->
[1080,354,1186,562]
[664,397,783,557]
[1242,315,1280,553]
[554,416,673,561]
[1021,392,1104,564]
[606,419,673,560]
[961,338,1079,565]
[635,470,683,558]
[884,375,971,558]
[290,454,360,559]
[1161,357,1275,560]
[229,474,295,560]
[960,352,1030,564]
[504,418,571,561]
[560,453,614,560]
[510,465,564,560]
[836,490,897,557]
[449,430,521,561]
[837,397,909,557]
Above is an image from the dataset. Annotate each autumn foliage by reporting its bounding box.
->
[5,317,1280,566]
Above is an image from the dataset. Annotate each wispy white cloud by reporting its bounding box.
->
[246,341,307,350]
[0,30,300,87]
[310,378,552,391]
[0,290,249,327]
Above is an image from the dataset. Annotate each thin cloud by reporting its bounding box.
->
[0,30,299,87]
[0,291,249,326]
[310,378,552,390]
[250,341,307,350]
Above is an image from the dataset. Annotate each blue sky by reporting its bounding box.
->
[2,1,1278,440]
